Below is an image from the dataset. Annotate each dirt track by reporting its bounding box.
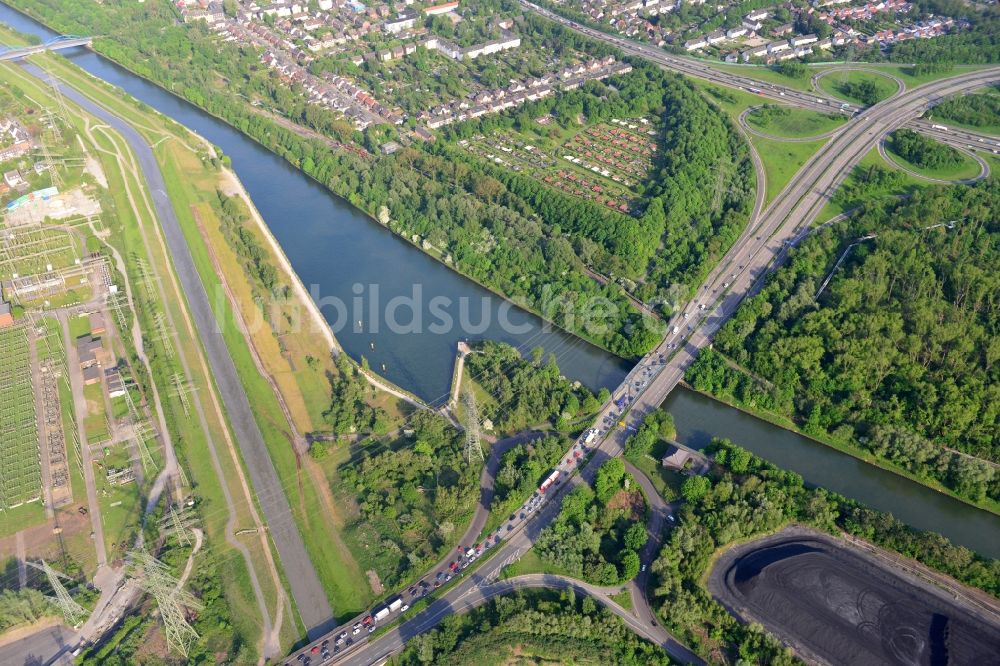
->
[708,526,1000,666]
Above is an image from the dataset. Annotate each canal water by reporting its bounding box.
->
[664,386,1000,558]
[4,4,998,558]
[0,2,630,404]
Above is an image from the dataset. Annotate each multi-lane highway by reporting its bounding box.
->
[521,0,1000,148]
[314,62,998,665]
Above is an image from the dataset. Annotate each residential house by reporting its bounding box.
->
[423,0,458,15]
[684,36,708,50]
[3,170,25,188]
[706,29,727,45]
[383,10,417,33]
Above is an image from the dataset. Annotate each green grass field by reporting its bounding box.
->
[750,135,829,206]
[694,81,833,209]
[745,106,847,138]
[817,70,899,106]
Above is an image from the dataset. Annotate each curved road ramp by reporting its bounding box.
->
[709,527,1000,666]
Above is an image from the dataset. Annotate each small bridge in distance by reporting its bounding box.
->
[0,35,92,62]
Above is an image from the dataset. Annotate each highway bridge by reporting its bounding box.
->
[306,63,999,666]
[0,35,91,61]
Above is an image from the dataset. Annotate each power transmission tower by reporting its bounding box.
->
[130,420,159,475]
[36,131,62,190]
[461,388,484,464]
[126,550,202,657]
[170,373,195,417]
[159,504,197,547]
[151,311,176,361]
[30,560,87,626]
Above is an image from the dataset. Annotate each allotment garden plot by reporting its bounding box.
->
[460,116,659,215]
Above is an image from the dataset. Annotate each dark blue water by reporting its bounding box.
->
[665,387,1000,558]
[6,4,998,559]
[0,3,629,404]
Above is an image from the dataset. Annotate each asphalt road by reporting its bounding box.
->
[0,623,76,666]
[320,432,700,666]
[335,573,700,666]
[606,66,1000,443]
[305,67,999,666]
[520,1,1000,145]
[19,63,337,638]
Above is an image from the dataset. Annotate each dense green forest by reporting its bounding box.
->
[646,434,1000,664]
[888,129,964,170]
[4,0,753,357]
[928,89,1000,129]
[396,589,673,665]
[692,184,999,505]
[464,342,603,433]
[535,459,648,585]
[337,411,478,589]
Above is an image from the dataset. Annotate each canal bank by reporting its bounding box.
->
[677,381,1000,518]
[0,2,630,404]
[663,386,1000,558]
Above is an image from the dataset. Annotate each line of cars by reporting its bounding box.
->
[287,427,606,664]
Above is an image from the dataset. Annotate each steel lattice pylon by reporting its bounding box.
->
[31,560,87,626]
[126,550,202,657]
[461,388,484,464]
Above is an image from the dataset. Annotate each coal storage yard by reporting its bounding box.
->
[709,528,1000,666]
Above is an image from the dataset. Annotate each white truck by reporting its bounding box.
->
[583,429,598,445]
[373,606,390,622]
[388,596,403,613]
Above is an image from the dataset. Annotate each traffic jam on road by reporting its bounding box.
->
[288,427,606,664]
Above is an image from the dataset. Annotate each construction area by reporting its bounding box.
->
[709,527,1000,666]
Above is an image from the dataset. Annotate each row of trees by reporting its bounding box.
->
[645,435,1000,664]
[696,184,999,504]
[535,459,648,585]
[397,588,673,665]
[216,192,282,297]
